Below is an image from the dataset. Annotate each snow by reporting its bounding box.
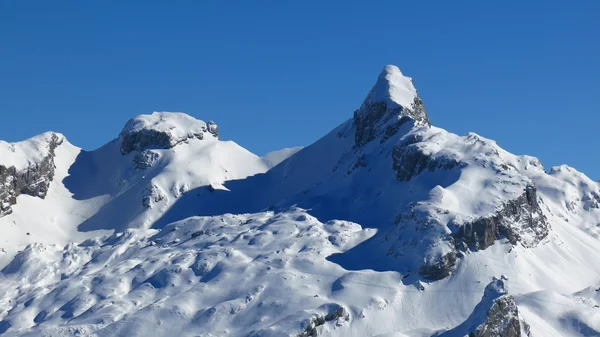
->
[0,113,268,267]
[367,65,418,109]
[0,66,599,336]
[0,132,63,171]
[0,136,109,268]
[120,111,216,142]
[1,205,597,337]
[261,146,304,168]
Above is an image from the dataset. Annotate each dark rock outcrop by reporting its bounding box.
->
[207,120,218,138]
[353,65,430,147]
[471,295,527,337]
[132,149,160,170]
[470,279,530,337]
[142,184,166,209]
[118,113,219,155]
[0,133,62,217]
[390,184,548,280]
[119,127,205,155]
[437,278,530,337]
[419,249,457,281]
[387,205,459,281]
[583,191,600,211]
[298,304,349,337]
[354,97,430,147]
[392,135,462,181]
[454,184,549,251]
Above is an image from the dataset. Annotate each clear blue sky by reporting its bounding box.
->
[1,1,599,179]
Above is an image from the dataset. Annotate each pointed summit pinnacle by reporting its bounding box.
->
[371,65,419,109]
[353,65,430,146]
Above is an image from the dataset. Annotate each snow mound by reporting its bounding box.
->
[0,208,375,337]
[119,112,218,154]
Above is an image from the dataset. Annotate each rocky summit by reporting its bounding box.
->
[0,66,599,337]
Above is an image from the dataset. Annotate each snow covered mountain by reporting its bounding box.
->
[0,65,599,337]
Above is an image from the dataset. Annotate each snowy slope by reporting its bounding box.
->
[0,134,110,268]
[0,66,599,337]
[0,112,269,267]
[261,147,304,169]
[0,132,61,171]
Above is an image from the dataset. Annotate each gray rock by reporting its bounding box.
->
[352,66,431,148]
[142,184,166,209]
[297,304,348,337]
[118,113,218,155]
[0,133,62,217]
[470,279,530,337]
[437,278,530,337]
[119,127,204,155]
[583,191,600,211]
[392,135,462,181]
[132,149,160,170]
[354,97,431,147]
[454,184,549,251]
[471,295,526,337]
[207,120,218,138]
[419,249,457,281]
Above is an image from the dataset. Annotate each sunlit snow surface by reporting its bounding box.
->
[1,206,599,336]
[1,67,599,336]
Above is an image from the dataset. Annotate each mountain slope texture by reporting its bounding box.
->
[0,65,599,337]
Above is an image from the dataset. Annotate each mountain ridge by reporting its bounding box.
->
[0,65,598,337]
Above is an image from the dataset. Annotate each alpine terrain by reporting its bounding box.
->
[0,65,599,337]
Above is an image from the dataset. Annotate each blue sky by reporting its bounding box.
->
[1,1,599,178]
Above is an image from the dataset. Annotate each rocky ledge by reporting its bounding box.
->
[119,112,218,154]
[453,184,549,252]
[392,133,463,181]
[390,183,549,281]
[437,278,530,337]
[0,133,63,217]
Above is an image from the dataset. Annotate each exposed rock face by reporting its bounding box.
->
[389,183,548,280]
[120,128,186,154]
[419,249,457,280]
[472,295,525,337]
[119,112,218,154]
[470,279,530,337]
[207,120,219,138]
[142,184,166,209]
[454,184,549,251]
[132,149,160,170]
[297,304,349,337]
[387,204,458,281]
[583,191,600,211]
[438,278,530,337]
[0,133,62,217]
[392,134,462,181]
[353,65,430,147]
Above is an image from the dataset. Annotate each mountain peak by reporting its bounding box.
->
[371,65,418,109]
[118,112,218,154]
[0,132,65,171]
[353,65,430,146]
